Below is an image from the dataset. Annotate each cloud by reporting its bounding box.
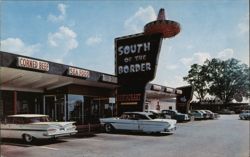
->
[238,13,249,34]
[163,75,188,87]
[48,3,67,22]
[36,15,42,19]
[85,36,102,46]
[165,65,178,70]
[124,6,156,33]
[180,48,235,67]
[186,45,194,49]
[217,48,234,60]
[180,52,211,67]
[0,38,40,56]
[48,26,78,52]
[51,58,63,64]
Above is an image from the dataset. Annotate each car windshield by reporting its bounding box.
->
[242,110,250,113]
[148,114,158,119]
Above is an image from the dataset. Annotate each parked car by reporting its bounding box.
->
[204,110,220,119]
[0,114,78,143]
[161,110,190,122]
[199,110,210,119]
[218,109,235,114]
[239,110,250,120]
[99,112,177,134]
[189,110,204,120]
[145,110,171,119]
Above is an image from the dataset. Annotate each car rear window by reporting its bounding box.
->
[24,117,50,123]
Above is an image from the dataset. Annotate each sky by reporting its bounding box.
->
[0,0,249,89]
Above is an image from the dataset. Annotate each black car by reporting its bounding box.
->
[161,110,190,122]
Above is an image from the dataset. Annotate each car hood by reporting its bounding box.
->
[100,117,118,120]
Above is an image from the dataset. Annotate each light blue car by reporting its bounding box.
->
[239,110,250,120]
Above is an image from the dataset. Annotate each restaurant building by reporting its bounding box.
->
[0,51,180,126]
[0,51,118,125]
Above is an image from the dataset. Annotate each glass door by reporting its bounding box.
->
[44,95,56,121]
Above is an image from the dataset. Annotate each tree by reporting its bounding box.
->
[183,64,208,101]
[205,58,249,104]
[184,58,249,104]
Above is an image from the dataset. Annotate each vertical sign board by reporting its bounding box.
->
[115,33,163,114]
[176,86,193,114]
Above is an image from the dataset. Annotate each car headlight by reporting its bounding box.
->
[166,122,170,127]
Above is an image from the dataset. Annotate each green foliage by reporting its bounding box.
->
[183,64,208,101]
[184,58,250,104]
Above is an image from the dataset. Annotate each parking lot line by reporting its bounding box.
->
[39,146,59,151]
[66,138,103,142]
[1,142,33,147]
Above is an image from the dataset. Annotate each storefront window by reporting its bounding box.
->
[0,91,14,117]
[89,97,115,123]
[16,92,43,114]
[68,95,84,125]
[79,96,116,124]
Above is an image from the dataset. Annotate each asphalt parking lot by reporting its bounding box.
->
[0,115,249,157]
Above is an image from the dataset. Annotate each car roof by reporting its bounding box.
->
[162,109,177,112]
[123,112,152,116]
[192,110,202,112]
[7,114,48,118]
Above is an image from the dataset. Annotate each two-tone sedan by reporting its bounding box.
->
[204,110,220,119]
[100,112,177,134]
[189,110,204,120]
[161,110,190,122]
[0,114,78,143]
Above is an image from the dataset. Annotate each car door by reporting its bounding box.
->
[115,113,139,131]
[136,114,157,132]
[8,117,23,138]
[0,118,11,138]
[126,113,140,131]
[170,111,176,119]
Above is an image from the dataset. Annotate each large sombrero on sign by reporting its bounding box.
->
[144,8,181,38]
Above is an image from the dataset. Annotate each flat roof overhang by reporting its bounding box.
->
[145,83,179,99]
[0,67,118,93]
[146,90,177,99]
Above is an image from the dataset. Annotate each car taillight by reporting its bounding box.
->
[47,128,57,133]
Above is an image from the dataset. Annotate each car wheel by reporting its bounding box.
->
[105,123,113,133]
[23,134,33,143]
[51,137,58,141]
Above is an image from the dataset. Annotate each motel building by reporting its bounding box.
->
[0,51,181,130]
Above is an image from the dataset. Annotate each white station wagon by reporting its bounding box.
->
[100,112,177,134]
[0,114,78,143]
